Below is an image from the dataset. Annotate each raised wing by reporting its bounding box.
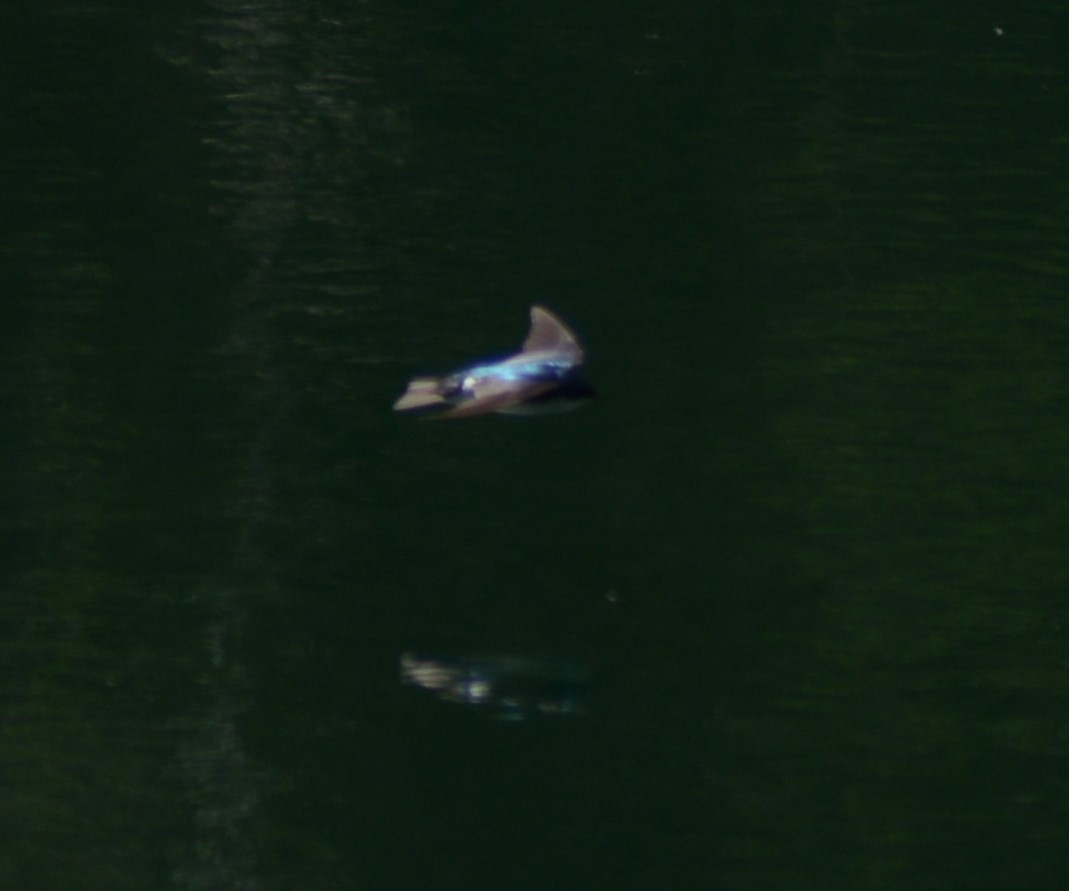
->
[521,306,583,361]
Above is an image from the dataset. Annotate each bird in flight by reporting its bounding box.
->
[393,305,593,419]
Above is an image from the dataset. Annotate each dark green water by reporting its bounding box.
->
[4,2,1069,889]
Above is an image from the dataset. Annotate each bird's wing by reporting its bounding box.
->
[522,306,583,361]
[431,379,558,419]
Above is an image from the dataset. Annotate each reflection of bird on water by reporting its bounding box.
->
[399,652,589,719]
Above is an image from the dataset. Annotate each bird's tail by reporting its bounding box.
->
[393,377,446,411]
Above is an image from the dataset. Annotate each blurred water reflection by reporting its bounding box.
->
[400,652,589,719]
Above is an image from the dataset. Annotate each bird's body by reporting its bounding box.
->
[393,306,592,419]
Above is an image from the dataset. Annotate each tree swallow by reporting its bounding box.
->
[393,305,593,419]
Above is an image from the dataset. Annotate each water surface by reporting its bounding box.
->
[4,3,1069,889]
